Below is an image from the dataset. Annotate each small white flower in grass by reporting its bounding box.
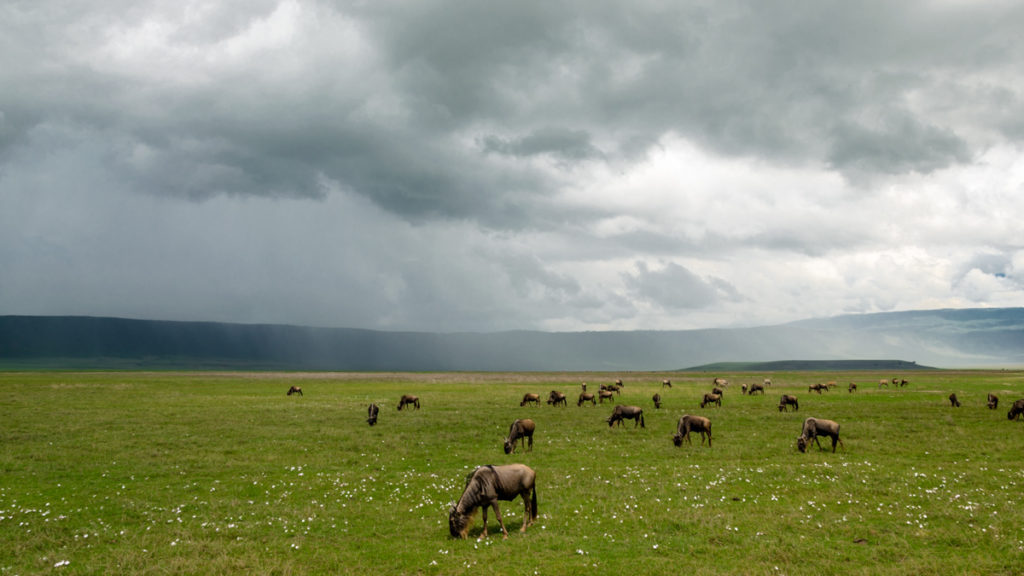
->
[652,544,659,550]
[54,560,70,568]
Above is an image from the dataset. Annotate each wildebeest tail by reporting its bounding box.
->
[640,413,645,428]
[531,486,538,521]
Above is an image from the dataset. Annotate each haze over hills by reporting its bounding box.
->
[2,308,1023,371]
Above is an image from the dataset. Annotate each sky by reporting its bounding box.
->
[2,0,1024,334]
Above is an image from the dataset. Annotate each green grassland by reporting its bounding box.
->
[2,370,1024,575]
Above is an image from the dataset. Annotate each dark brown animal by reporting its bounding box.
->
[503,419,535,454]
[778,394,798,412]
[449,464,537,540]
[397,394,420,410]
[652,393,661,409]
[987,393,999,410]
[949,393,961,407]
[797,417,844,453]
[287,386,302,396]
[848,382,857,393]
[672,414,712,447]
[748,383,765,395]
[547,390,567,407]
[367,403,379,426]
[607,405,645,428]
[598,389,615,403]
[520,393,540,407]
[577,392,596,407]
[700,392,722,408]
[600,384,621,395]
[615,379,624,387]
[581,382,587,392]
[899,379,909,387]
[712,386,724,396]
[1008,399,1024,420]
[808,383,829,394]
[662,379,672,388]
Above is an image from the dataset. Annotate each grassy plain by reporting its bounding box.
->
[1,370,1023,575]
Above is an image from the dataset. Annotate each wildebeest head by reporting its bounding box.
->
[503,440,513,455]
[797,436,809,453]
[448,502,471,539]
[672,433,684,447]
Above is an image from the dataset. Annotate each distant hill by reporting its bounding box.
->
[2,308,1023,370]
[685,360,936,372]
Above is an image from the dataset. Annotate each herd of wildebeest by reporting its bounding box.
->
[288,376,1023,540]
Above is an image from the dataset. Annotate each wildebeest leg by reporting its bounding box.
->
[478,504,489,540]
[527,435,533,452]
[520,490,532,531]
[813,435,824,451]
[489,502,509,539]
[832,436,844,452]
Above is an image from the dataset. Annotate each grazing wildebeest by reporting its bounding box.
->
[672,414,712,447]
[763,378,772,387]
[848,382,858,393]
[503,419,535,454]
[397,394,420,410]
[287,386,303,396]
[808,383,829,394]
[741,383,748,395]
[700,392,722,408]
[547,390,567,407]
[797,417,844,453]
[748,383,765,395]
[520,393,541,407]
[615,379,624,388]
[367,403,379,426]
[449,464,537,540]
[600,383,621,395]
[662,379,672,388]
[652,393,661,409]
[577,392,596,407]
[607,405,645,428]
[712,386,724,396]
[598,389,615,403]
[878,379,889,389]
[949,393,961,407]
[892,377,900,386]
[1008,399,1024,420]
[987,393,999,410]
[778,394,799,412]
[713,377,729,388]
[899,379,909,387]
[826,381,837,389]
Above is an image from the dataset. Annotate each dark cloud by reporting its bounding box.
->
[622,261,742,310]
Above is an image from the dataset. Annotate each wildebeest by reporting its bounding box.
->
[577,392,596,407]
[1008,399,1024,420]
[713,377,729,388]
[741,383,748,395]
[598,389,615,403]
[652,393,661,409]
[397,394,420,410]
[899,379,909,387]
[712,386,724,396]
[600,383,621,395]
[662,379,672,388]
[287,386,303,396]
[949,393,961,407]
[547,390,567,407]
[607,405,645,428]
[778,394,799,412]
[797,417,844,453]
[763,378,772,387]
[848,382,858,393]
[672,414,712,447]
[987,393,999,410]
[503,419,535,454]
[700,392,722,408]
[808,383,829,394]
[581,382,587,392]
[367,403,379,426]
[878,379,889,388]
[615,379,624,387]
[748,383,765,395]
[448,464,537,540]
[520,393,540,407]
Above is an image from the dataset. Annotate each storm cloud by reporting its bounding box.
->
[2,0,1024,333]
